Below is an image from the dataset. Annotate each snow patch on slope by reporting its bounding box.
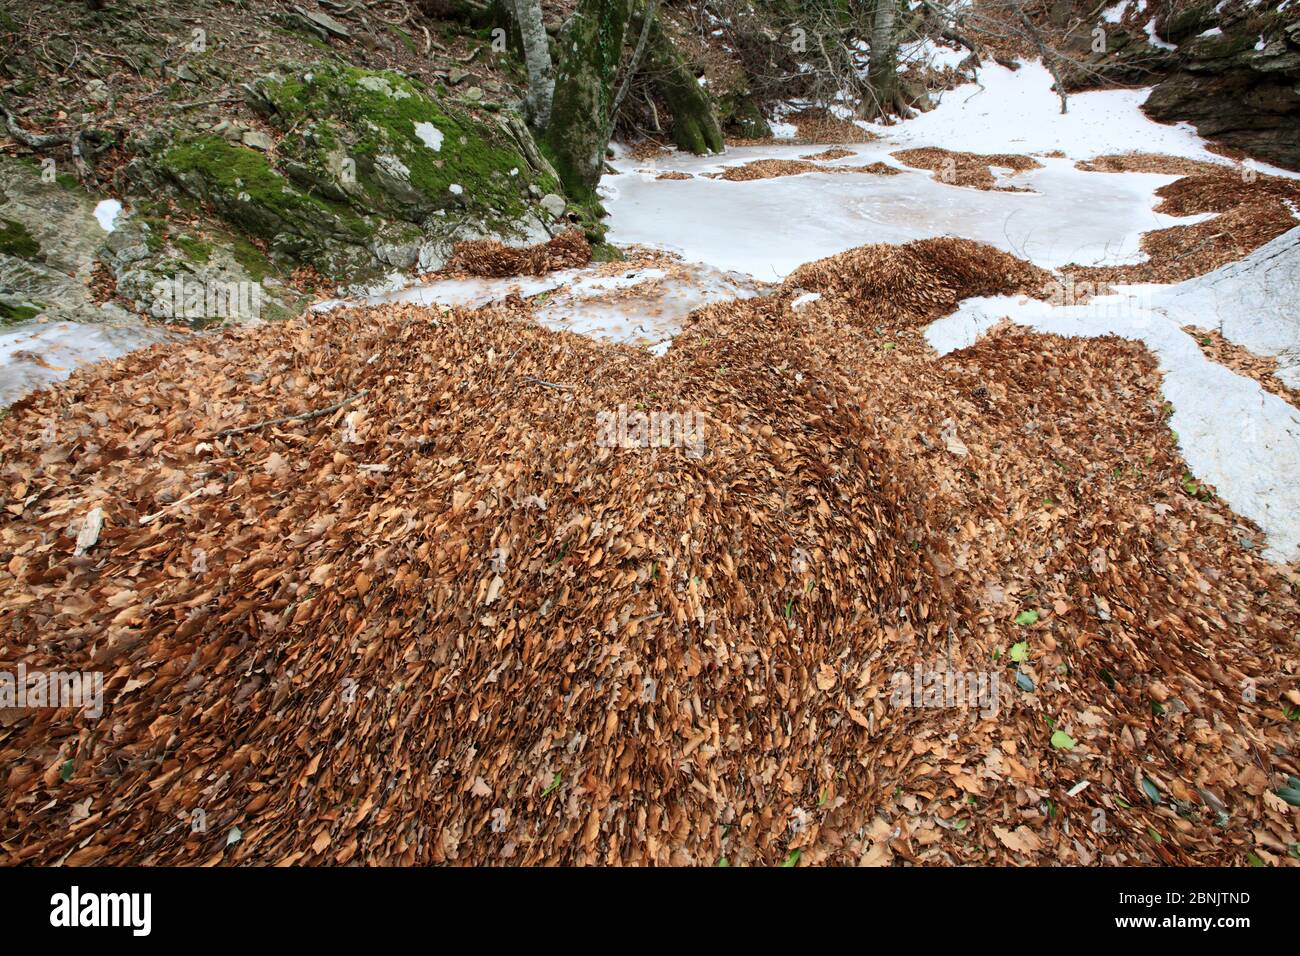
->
[0,320,177,406]
[925,228,1300,561]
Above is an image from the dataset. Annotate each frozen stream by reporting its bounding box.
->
[599,63,1296,279]
[602,147,1207,279]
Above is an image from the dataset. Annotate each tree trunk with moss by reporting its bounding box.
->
[544,0,631,200]
[637,12,724,155]
[510,0,555,129]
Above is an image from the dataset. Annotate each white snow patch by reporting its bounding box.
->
[925,228,1300,561]
[1102,1,1128,23]
[0,320,176,406]
[867,62,1235,163]
[413,121,444,151]
[900,38,974,72]
[1145,18,1179,50]
[94,199,122,232]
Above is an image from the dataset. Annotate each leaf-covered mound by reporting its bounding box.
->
[1,239,1296,866]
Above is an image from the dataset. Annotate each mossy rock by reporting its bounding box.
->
[719,93,772,140]
[158,134,379,276]
[248,64,553,236]
[0,217,41,260]
[0,299,42,325]
[147,64,569,282]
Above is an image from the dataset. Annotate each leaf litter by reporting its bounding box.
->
[0,234,1297,867]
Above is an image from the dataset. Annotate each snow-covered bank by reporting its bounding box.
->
[315,260,768,352]
[0,320,177,407]
[926,227,1300,561]
[871,61,1298,173]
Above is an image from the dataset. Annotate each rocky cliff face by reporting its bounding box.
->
[1143,3,1300,170]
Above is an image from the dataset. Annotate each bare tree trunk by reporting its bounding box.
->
[867,0,901,119]
[511,0,555,130]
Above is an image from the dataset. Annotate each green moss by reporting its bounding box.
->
[544,0,630,199]
[174,234,212,263]
[255,65,537,225]
[391,25,418,54]
[641,17,723,155]
[720,94,772,139]
[231,237,275,281]
[161,135,371,244]
[0,218,40,259]
[0,301,42,325]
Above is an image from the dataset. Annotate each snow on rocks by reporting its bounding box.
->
[93,199,122,232]
[412,121,443,151]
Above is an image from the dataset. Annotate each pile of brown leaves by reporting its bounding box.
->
[891,147,1042,191]
[444,231,591,278]
[726,109,880,148]
[784,237,1051,325]
[1184,327,1300,410]
[1065,155,1300,286]
[801,148,857,161]
[711,159,899,182]
[654,171,694,181]
[0,236,1296,867]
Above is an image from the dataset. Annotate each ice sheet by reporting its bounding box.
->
[0,320,176,406]
[602,147,1206,279]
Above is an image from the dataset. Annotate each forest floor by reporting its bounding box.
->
[0,10,1298,867]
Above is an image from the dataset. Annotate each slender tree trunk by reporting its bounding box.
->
[511,0,555,130]
[606,0,661,142]
[867,0,900,118]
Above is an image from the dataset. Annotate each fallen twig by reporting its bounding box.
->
[522,376,574,391]
[210,390,370,439]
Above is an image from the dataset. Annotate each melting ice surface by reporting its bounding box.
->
[601,150,1206,279]
[0,320,176,406]
[317,262,766,354]
[597,62,1292,280]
